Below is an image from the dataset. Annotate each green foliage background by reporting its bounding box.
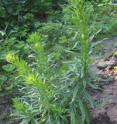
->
[0,0,117,123]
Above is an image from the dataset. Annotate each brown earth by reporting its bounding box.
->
[91,36,117,124]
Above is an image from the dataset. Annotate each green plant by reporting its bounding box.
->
[6,33,65,124]
[6,0,94,124]
[63,0,94,123]
[89,0,117,39]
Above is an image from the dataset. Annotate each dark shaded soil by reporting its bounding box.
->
[91,113,116,124]
[0,91,17,124]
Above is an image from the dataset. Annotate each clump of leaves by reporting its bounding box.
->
[6,33,65,123]
[6,0,94,124]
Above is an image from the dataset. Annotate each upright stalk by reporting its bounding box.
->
[69,0,91,88]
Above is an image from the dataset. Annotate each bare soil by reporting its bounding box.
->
[0,91,18,124]
[91,36,117,124]
[0,92,13,124]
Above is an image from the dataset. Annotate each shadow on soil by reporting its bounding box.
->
[91,113,117,124]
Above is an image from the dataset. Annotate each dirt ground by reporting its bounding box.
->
[91,36,117,124]
[0,92,13,124]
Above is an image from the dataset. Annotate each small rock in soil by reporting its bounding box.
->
[97,62,108,70]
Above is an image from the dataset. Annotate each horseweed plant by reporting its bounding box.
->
[68,0,93,83]
[6,33,65,124]
[6,0,93,124]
